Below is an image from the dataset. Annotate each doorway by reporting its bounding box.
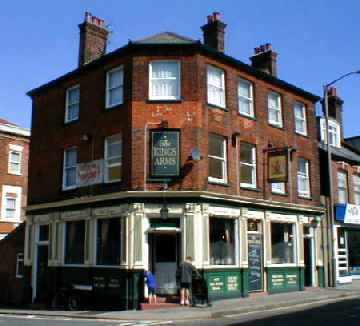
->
[304,226,315,287]
[247,219,263,292]
[148,232,180,295]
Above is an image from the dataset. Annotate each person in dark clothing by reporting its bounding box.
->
[177,256,199,306]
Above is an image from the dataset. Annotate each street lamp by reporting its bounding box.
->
[323,70,360,288]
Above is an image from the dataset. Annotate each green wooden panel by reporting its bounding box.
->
[267,267,301,293]
[242,268,249,297]
[318,266,325,288]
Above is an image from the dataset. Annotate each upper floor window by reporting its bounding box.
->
[238,79,254,117]
[106,66,124,108]
[8,144,23,175]
[297,158,310,198]
[149,61,180,100]
[207,65,226,108]
[65,85,80,123]
[272,182,286,195]
[337,171,348,204]
[320,118,341,147]
[268,92,283,127]
[240,142,257,188]
[63,147,78,190]
[105,134,122,183]
[208,134,227,184]
[294,102,307,136]
[1,185,22,221]
[353,175,360,205]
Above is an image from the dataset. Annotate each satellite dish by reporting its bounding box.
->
[191,148,202,161]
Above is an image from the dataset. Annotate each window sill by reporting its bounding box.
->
[268,122,284,130]
[63,119,79,126]
[208,180,230,187]
[295,131,309,138]
[298,195,312,200]
[207,103,228,111]
[7,172,22,176]
[266,263,297,268]
[105,103,125,111]
[238,113,256,121]
[271,191,288,197]
[240,186,261,192]
[0,218,21,223]
[147,99,182,104]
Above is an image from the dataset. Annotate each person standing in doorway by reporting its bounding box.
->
[177,256,199,306]
[144,269,157,304]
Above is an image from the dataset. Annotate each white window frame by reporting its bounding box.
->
[294,102,307,136]
[65,85,80,123]
[272,182,286,195]
[8,144,23,175]
[239,143,257,189]
[353,175,360,205]
[337,171,348,204]
[268,92,283,127]
[104,134,122,183]
[238,78,254,117]
[208,135,227,184]
[63,220,86,266]
[320,118,341,147]
[148,60,181,101]
[62,147,78,190]
[207,65,226,108]
[106,66,124,109]
[297,158,311,198]
[16,253,24,278]
[1,185,22,222]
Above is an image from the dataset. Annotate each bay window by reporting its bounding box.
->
[294,102,307,135]
[271,222,295,264]
[207,65,226,108]
[65,220,85,265]
[105,134,122,183]
[63,147,78,189]
[238,79,254,117]
[208,134,227,183]
[297,158,311,198]
[240,142,257,188]
[106,66,124,108]
[268,92,282,127]
[209,217,235,265]
[149,61,180,100]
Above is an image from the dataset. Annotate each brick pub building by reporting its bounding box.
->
[25,12,325,309]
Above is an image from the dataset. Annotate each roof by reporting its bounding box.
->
[319,142,360,164]
[0,118,30,137]
[27,32,320,102]
[134,32,198,44]
[0,118,17,126]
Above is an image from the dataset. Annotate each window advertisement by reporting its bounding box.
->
[151,130,180,178]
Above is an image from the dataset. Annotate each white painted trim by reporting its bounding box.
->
[0,124,30,137]
[1,185,22,222]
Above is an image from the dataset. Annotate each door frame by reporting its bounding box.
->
[303,226,316,287]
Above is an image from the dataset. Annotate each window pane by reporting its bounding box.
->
[65,168,77,187]
[240,165,253,184]
[10,151,21,163]
[238,80,251,98]
[271,222,295,264]
[209,157,223,179]
[298,159,307,174]
[108,165,122,181]
[68,87,79,105]
[109,70,123,88]
[152,62,178,79]
[150,62,179,99]
[210,218,235,265]
[208,67,222,88]
[96,218,122,265]
[209,135,224,158]
[65,149,77,167]
[65,221,85,264]
[240,143,253,163]
[39,225,49,241]
[207,66,225,107]
[239,98,251,115]
[109,87,123,106]
[272,182,285,193]
[107,140,121,158]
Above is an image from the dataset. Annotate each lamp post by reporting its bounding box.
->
[323,70,360,288]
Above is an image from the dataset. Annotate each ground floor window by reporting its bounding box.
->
[65,220,85,264]
[209,217,236,265]
[348,230,360,274]
[271,222,295,264]
[96,218,124,265]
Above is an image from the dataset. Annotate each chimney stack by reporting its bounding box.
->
[323,87,344,140]
[78,12,109,66]
[201,12,227,53]
[250,43,278,77]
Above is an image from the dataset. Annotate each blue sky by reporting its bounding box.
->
[1,0,359,136]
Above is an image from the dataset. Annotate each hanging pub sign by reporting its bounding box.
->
[77,160,104,186]
[151,130,180,178]
[268,149,288,183]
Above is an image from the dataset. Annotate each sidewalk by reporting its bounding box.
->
[0,287,359,321]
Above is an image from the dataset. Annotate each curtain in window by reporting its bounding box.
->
[150,62,179,99]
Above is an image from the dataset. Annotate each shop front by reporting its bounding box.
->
[24,199,325,310]
[335,204,360,283]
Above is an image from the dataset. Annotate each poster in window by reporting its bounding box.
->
[268,150,288,183]
[151,130,180,177]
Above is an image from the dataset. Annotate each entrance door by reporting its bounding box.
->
[304,226,315,287]
[36,245,49,302]
[149,233,179,295]
[248,219,263,292]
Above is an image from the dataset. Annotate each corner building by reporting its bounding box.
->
[25,12,325,309]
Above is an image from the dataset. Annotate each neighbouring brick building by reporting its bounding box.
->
[318,88,360,284]
[0,118,30,238]
[25,12,325,310]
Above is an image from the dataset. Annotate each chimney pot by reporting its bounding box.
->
[213,12,221,21]
[201,12,227,53]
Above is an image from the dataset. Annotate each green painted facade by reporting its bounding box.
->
[267,267,302,294]
[318,266,325,288]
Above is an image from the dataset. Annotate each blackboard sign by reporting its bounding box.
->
[151,130,180,177]
[248,233,263,292]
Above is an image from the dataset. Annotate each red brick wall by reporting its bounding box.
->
[29,47,321,208]
[0,132,29,233]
